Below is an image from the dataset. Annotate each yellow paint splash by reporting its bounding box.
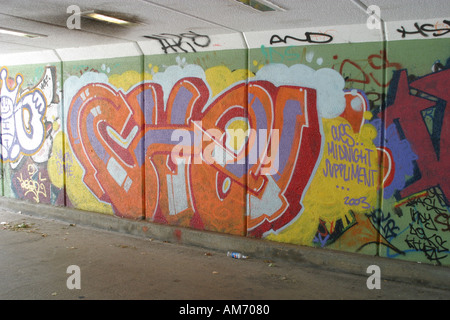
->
[267,117,380,245]
[47,132,114,215]
[108,70,153,91]
[205,66,254,97]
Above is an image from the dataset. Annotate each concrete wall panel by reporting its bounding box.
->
[0,20,448,265]
[0,52,63,206]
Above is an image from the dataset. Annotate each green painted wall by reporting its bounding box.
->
[0,36,448,266]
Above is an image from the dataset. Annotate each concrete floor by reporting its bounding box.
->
[0,207,449,302]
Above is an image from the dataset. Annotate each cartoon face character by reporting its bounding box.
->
[0,68,47,161]
[1,94,14,117]
[0,69,21,159]
[0,95,17,158]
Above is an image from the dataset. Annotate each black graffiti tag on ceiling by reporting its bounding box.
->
[269,32,333,45]
[397,20,450,38]
[143,31,211,54]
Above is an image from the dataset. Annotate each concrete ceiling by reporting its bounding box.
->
[0,0,448,54]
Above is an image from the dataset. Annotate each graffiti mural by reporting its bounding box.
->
[375,63,450,265]
[0,66,63,206]
[0,67,56,162]
[66,68,324,235]
[67,81,145,219]
[1,35,448,266]
[386,67,450,203]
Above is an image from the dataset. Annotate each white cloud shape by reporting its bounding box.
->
[254,64,346,119]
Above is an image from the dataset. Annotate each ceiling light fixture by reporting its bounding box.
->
[234,0,285,12]
[0,27,46,38]
[82,11,133,25]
